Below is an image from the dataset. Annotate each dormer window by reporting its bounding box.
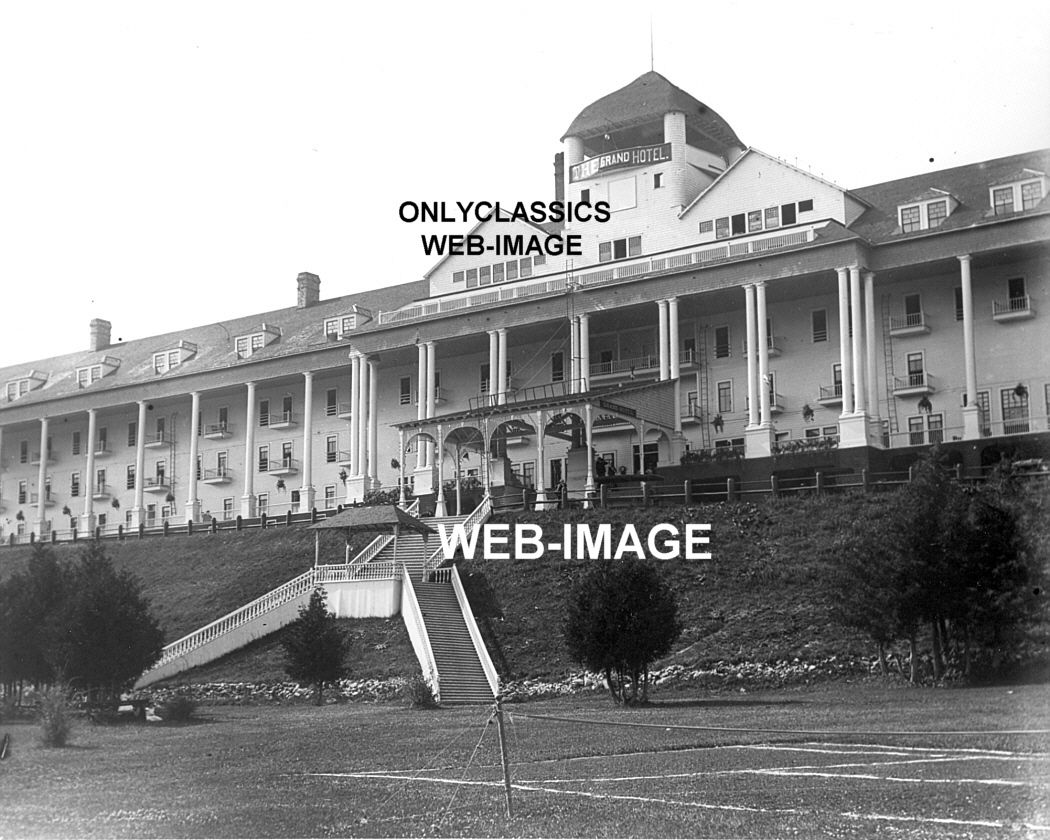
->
[153,341,197,374]
[234,324,281,358]
[323,307,373,340]
[898,192,954,233]
[75,356,120,387]
[989,171,1046,216]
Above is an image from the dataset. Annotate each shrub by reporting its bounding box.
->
[404,674,437,709]
[157,693,198,722]
[39,686,71,747]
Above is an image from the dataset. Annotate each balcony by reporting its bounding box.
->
[678,348,700,369]
[818,383,843,406]
[741,335,783,357]
[30,451,56,465]
[590,353,659,380]
[201,467,233,485]
[143,477,171,494]
[889,311,930,336]
[335,450,353,468]
[29,492,57,507]
[204,423,233,440]
[746,393,785,415]
[93,444,112,458]
[993,295,1035,322]
[337,402,353,419]
[681,402,705,424]
[893,371,937,397]
[262,412,296,430]
[92,484,112,500]
[267,458,300,477]
[144,432,171,449]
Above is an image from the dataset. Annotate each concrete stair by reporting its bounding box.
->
[414,579,494,704]
[366,515,466,581]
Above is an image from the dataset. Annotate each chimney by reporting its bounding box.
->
[89,318,112,352]
[297,272,321,308]
[553,151,565,203]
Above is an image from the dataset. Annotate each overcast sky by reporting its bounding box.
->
[1,0,1048,367]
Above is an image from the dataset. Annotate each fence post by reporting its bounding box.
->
[138,523,145,539]
[311,508,319,523]
[51,530,58,543]
[187,520,193,535]
[684,479,692,505]
[286,510,293,527]
[861,468,870,493]
[908,465,915,483]
[770,474,779,499]
[236,515,243,531]
[599,482,607,508]
[210,518,218,534]
[955,463,963,481]
[727,477,736,502]
[642,481,650,506]
[163,521,169,536]
[29,532,35,544]
[72,528,79,543]
[260,514,268,529]
[815,471,824,496]
[8,534,14,546]
[118,525,125,541]
[94,526,101,540]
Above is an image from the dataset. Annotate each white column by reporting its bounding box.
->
[836,267,854,416]
[398,429,406,505]
[578,314,590,392]
[850,266,866,415]
[569,318,580,393]
[242,382,256,517]
[185,392,200,522]
[301,371,315,511]
[657,299,670,380]
[583,402,595,508]
[356,357,369,477]
[435,423,446,517]
[960,255,978,406]
[744,284,758,429]
[864,272,878,418]
[416,344,426,468]
[367,358,379,484]
[132,400,147,526]
[488,330,499,404]
[756,283,771,426]
[349,353,361,477]
[83,408,97,530]
[36,417,49,536]
[426,341,437,465]
[497,329,508,405]
[669,298,682,436]
[534,410,547,505]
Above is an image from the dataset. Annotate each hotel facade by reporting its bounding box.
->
[2,72,1048,542]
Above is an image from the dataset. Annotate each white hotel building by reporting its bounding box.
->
[1,72,1048,541]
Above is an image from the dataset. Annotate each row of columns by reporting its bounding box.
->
[348,352,379,490]
[487,329,510,403]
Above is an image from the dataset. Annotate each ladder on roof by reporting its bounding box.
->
[880,294,900,436]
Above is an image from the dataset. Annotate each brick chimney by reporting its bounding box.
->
[89,318,112,351]
[297,272,321,308]
[553,151,565,203]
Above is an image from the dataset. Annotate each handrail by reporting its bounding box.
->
[343,498,420,578]
[150,568,318,667]
[450,564,498,698]
[423,495,491,575]
[400,564,440,703]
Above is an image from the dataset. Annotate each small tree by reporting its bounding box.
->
[282,588,349,705]
[564,557,680,704]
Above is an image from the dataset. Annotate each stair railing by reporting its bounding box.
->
[450,564,499,698]
[400,563,440,703]
[328,498,422,578]
[423,494,492,576]
[149,567,318,668]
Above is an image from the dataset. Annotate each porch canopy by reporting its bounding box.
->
[308,504,435,566]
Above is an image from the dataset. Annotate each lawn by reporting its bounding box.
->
[2,682,1048,838]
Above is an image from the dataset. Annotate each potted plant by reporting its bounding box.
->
[1014,383,1028,399]
[16,510,24,522]
[801,404,814,423]
[275,478,286,491]
[111,498,120,509]
[165,492,176,504]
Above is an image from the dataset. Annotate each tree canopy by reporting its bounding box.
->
[282,588,349,705]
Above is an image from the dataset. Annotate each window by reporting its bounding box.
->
[326,435,338,463]
[714,217,730,239]
[747,210,763,232]
[72,431,81,456]
[927,199,948,228]
[217,451,228,477]
[258,445,270,473]
[1007,276,1026,303]
[493,263,504,283]
[257,493,269,517]
[551,351,564,383]
[153,349,181,374]
[798,198,814,213]
[992,186,1014,215]
[598,236,642,262]
[19,440,28,463]
[717,380,733,414]
[155,416,166,441]
[282,442,293,467]
[731,214,746,235]
[281,396,292,422]
[632,443,659,474]
[506,260,518,281]
[76,365,103,387]
[512,461,536,488]
[452,271,464,285]
[764,206,780,228]
[580,188,590,203]
[533,253,545,268]
[196,454,202,480]
[479,266,491,286]
[903,293,922,326]
[699,219,713,234]
[155,459,166,483]
[250,334,264,352]
[900,205,921,233]
[259,399,270,427]
[781,203,797,225]
[954,287,964,321]
[127,422,136,448]
[222,498,234,520]
[976,390,991,436]
[714,326,731,359]
[324,318,340,336]
[466,268,478,289]
[399,376,412,405]
[324,486,337,509]
[906,352,925,386]
[480,363,491,395]
[908,414,944,446]
[71,472,81,497]
[235,337,249,356]
[18,480,27,504]
[96,468,106,490]
[1021,180,1044,210]
[653,173,663,189]
[1001,386,1030,434]
[126,465,136,490]
[326,389,337,417]
[812,309,828,342]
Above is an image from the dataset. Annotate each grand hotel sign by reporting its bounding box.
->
[569,143,672,183]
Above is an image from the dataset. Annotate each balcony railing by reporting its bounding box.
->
[201,467,233,484]
[30,451,56,465]
[337,402,353,419]
[261,412,296,429]
[740,335,782,356]
[204,423,233,439]
[818,383,844,404]
[143,477,171,493]
[92,484,112,500]
[377,224,821,326]
[889,311,930,334]
[992,295,1034,321]
[29,492,56,506]
[144,433,171,448]
[94,444,112,457]
[267,458,300,476]
[893,371,936,395]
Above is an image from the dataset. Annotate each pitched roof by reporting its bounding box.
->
[848,149,1050,242]
[561,72,743,156]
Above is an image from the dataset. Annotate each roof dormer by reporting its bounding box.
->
[5,369,48,402]
[323,306,374,341]
[76,356,120,388]
[988,169,1046,216]
[897,188,958,233]
[234,323,281,358]
[153,340,198,374]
